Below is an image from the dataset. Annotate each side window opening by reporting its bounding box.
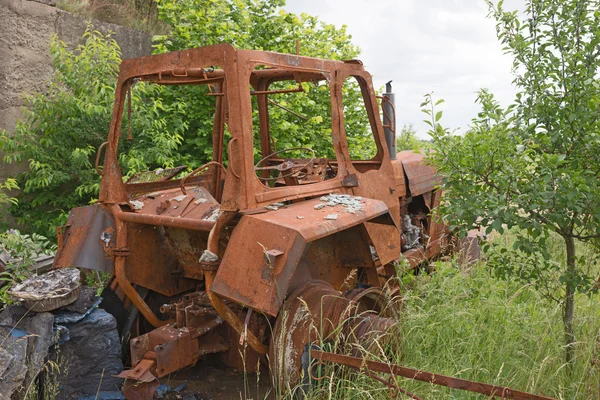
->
[250,67,337,188]
[118,67,228,199]
[342,75,380,164]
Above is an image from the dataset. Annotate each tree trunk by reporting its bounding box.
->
[563,235,576,367]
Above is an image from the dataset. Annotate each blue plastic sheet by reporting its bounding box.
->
[77,382,187,400]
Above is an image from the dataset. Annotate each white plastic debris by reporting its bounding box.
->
[297,215,304,219]
[170,194,187,202]
[370,245,380,262]
[402,215,422,250]
[100,231,111,247]
[154,168,164,175]
[325,214,339,220]
[9,268,81,312]
[129,200,144,210]
[194,198,209,205]
[316,194,365,214]
[199,250,219,263]
[203,207,223,222]
[265,202,285,211]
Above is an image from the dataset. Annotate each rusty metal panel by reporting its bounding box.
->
[390,159,407,197]
[212,197,391,316]
[402,236,444,268]
[211,218,306,316]
[363,218,401,266]
[397,151,440,196]
[53,205,115,272]
[164,228,209,280]
[129,186,217,220]
[125,223,197,297]
[247,196,389,242]
[292,226,377,292]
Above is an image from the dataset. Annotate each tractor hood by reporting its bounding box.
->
[211,195,397,316]
[397,151,441,196]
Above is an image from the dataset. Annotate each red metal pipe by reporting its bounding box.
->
[204,211,269,355]
[311,350,555,400]
[115,210,215,231]
[111,205,169,328]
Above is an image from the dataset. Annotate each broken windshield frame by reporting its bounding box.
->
[105,69,228,203]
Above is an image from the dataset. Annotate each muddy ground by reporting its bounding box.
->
[161,358,272,400]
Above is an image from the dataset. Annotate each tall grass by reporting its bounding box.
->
[300,234,599,399]
[394,260,598,399]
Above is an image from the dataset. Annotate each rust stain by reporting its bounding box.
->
[47,44,496,400]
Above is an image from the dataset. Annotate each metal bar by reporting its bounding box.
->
[251,85,304,95]
[256,79,272,180]
[363,369,423,400]
[180,161,227,195]
[267,98,308,120]
[124,174,207,195]
[311,351,556,400]
[213,81,226,201]
[115,209,215,231]
[111,205,168,328]
[204,211,269,355]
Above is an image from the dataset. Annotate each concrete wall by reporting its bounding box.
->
[0,0,152,180]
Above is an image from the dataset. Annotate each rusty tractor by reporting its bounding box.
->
[52,44,553,399]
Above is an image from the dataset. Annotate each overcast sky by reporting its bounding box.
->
[284,0,525,138]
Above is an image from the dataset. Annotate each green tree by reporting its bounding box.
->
[0,178,18,208]
[0,230,56,307]
[153,0,359,58]
[426,0,600,366]
[0,2,369,236]
[153,0,374,160]
[0,27,187,236]
[396,123,423,151]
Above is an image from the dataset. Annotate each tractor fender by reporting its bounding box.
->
[397,150,441,196]
[53,204,196,297]
[211,197,399,316]
[54,204,116,273]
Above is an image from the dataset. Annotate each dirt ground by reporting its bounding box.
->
[161,358,272,400]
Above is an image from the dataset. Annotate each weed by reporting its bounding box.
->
[56,0,170,34]
[0,230,56,307]
[292,234,598,399]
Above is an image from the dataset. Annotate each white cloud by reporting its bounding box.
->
[284,0,525,138]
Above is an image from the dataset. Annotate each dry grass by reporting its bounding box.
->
[269,233,600,399]
[56,0,170,34]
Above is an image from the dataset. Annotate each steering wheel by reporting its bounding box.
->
[254,147,316,181]
[180,161,227,194]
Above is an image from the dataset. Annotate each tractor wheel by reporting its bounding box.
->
[269,280,399,397]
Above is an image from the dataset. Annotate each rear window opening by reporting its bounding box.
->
[249,66,338,188]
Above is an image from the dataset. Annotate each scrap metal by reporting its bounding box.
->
[46,44,494,398]
[311,350,555,400]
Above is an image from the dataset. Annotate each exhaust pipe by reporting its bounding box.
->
[382,81,396,160]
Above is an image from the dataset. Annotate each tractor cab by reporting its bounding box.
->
[52,44,450,399]
[97,44,398,216]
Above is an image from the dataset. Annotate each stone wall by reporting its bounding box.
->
[0,0,152,180]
